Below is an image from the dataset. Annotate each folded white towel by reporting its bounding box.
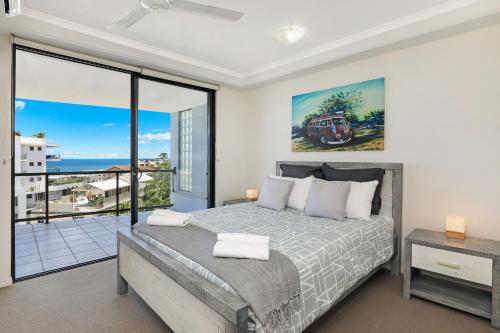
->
[213,240,270,261]
[147,214,189,227]
[217,233,269,246]
[152,209,192,220]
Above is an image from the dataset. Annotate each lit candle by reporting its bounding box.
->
[445,215,466,239]
[246,189,258,201]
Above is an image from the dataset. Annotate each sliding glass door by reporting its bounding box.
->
[130,76,214,224]
[12,46,132,279]
[12,45,215,280]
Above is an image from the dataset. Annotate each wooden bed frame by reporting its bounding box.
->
[117,162,403,333]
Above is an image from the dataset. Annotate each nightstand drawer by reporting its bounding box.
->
[412,244,493,286]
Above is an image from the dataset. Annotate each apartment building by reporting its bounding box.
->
[14,135,58,220]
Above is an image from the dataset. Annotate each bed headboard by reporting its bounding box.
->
[276,161,403,274]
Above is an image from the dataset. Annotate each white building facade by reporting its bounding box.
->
[14,136,58,220]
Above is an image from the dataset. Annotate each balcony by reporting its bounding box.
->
[14,168,174,279]
[14,212,151,278]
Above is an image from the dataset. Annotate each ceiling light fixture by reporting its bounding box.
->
[274,26,305,44]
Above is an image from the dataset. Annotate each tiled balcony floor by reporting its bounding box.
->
[14,213,150,279]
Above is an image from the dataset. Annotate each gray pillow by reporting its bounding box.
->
[305,179,351,220]
[256,176,294,211]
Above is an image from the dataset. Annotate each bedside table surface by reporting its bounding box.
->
[406,228,500,259]
[223,198,253,205]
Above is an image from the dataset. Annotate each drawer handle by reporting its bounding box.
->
[437,261,461,270]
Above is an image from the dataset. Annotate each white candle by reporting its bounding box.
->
[246,189,258,200]
[446,215,466,234]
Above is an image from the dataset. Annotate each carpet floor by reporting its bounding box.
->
[0,260,496,333]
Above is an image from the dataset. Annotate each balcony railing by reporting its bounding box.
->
[14,168,176,224]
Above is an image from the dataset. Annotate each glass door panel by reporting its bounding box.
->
[136,78,209,213]
[13,47,131,280]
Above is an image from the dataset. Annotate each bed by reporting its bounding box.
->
[117,161,403,333]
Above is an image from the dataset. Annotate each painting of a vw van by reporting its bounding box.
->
[306,114,352,145]
[292,78,385,152]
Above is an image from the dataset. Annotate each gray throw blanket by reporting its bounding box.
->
[134,223,300,331]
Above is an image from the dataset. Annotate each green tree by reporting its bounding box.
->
[32,131,46,138]
[141,153,172,207]
[302,90,364,128]
[15,130,21,136]
[363,109,384,124]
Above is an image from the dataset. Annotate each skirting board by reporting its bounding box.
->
[0,276,13,288]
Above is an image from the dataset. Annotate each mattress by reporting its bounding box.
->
[133,203,394,332]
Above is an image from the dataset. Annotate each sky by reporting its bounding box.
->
[292,77,385,126]
[15,98,171,159]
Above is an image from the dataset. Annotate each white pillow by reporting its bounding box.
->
[345,180,379,220]
[270,175,313,211]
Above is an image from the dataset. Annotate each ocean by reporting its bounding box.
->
[47,159,131,172]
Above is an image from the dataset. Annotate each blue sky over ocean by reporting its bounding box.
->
[15,98,171,159]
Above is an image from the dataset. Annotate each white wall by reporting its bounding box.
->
[215,87,251,206]
[0,34,12,287]
[245,23,500,244]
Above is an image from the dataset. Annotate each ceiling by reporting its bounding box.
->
[16,50,207,112]
[2,0,500,87]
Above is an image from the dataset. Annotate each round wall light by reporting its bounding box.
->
[273,26,305,44]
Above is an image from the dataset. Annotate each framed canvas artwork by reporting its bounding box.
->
[292,78,385,152]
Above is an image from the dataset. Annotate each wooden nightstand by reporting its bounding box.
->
[404,229,500,329]
[222,198,254,206]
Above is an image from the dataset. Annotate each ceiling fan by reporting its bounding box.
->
[109,0,244,30]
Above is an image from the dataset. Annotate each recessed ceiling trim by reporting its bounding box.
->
[21,7,245,79]
[6,0,500,87]
[243,0,489,77]
[13,36,219,90]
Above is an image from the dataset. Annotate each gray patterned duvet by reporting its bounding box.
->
[133,203,394,333]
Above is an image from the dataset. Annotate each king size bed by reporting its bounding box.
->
[117,161,403,333]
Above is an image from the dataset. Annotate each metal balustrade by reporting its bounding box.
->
[13,168,175,224]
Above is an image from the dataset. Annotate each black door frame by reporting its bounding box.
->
[129,73,216,225]
[11,44,216,280]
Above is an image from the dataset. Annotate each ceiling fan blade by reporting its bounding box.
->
[108,6,150,31]
[170,0,243,22]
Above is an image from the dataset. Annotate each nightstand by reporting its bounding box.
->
[404,229,500,329]
[223,198,254,206]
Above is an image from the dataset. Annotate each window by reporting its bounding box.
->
[15,197,18,207]
[37,162,42,166]
[27,194,32,199]
[29,162,34,166]
[332,118,346,125]
[179,109,193,192]
[29,177,34,182]
[37,177,42,181]
[37,147,42,151]
[320,120,327,126]
[29,146,34,151]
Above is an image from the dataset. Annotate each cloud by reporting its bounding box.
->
[103,123,116,127]
[138,131,171,142]
[15,101,26,112]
